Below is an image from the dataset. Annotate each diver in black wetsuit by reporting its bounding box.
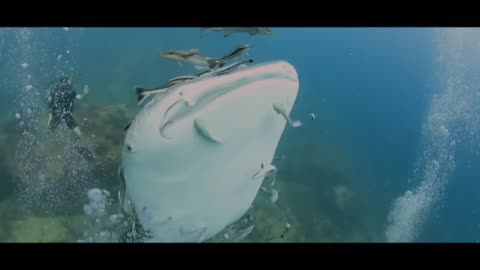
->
[47,75,88,136]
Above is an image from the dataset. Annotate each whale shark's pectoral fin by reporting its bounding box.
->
[193,119,223,144]
[252,163,277,180]
[253,163,265,179]
[118,168,135,217]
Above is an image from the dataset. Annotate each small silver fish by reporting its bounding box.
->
[261,186,279,203]
[272,103,302,128]
[310,113,316,120]
[235,224,255,241]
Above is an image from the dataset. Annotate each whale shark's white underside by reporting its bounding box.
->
[121,60,300,242]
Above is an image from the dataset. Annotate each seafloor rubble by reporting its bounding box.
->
[0,102,382,242]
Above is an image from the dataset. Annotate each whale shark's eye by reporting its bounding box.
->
[126,145,132,151]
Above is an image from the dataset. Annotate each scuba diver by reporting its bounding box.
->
[47,75,88,136]
[47,75,96,163]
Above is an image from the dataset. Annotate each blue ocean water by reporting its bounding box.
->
[0,27,479,242]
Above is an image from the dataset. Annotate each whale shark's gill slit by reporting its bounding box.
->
[159,99,191,137]
[193,119,224,144]
[165,99,186,118]
[159,120,175,139]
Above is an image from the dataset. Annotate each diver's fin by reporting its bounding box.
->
[193,119,223,144]
[135,87,147,104]
[124,122,132,132]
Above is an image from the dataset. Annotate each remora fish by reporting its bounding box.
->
[206,45,251,70]
[201,27,274,38]
[161,49,200,59]
[160,49,212,71]
[212,58,254,75]
[260,186,279,203]
[120,60,299,242]
[162,45,251,71]
[135,75,197,105]
[196,59,254,78]
[272,103,303,128]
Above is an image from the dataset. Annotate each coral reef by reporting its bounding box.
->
[9,217,73,242]
[273,142,382,242]
[0,102,136,241]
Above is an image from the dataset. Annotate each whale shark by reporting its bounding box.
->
[119,60,300,242]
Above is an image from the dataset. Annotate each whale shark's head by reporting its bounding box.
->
[121,60,300,242]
